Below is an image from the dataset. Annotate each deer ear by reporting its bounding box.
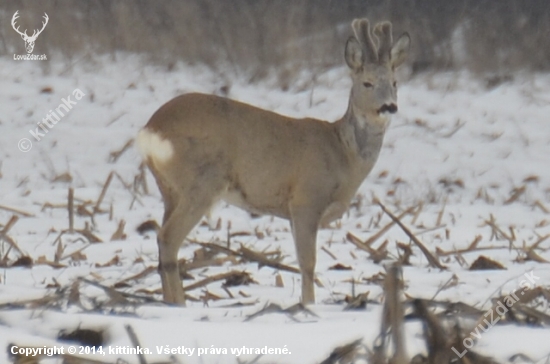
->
[391,33,410,69]
[345,36,363,71]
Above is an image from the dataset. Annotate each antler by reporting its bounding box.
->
[32,13,49,39]
[374,22,393,63]
[11,11,29,38]
[11,11,48,40]
[350,18,397,65]
[351,19,379,63]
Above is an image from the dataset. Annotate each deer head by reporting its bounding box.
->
[344,19,410,128]
[12,11,49,53]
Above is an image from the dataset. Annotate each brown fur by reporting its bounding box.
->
[137,18,410,304]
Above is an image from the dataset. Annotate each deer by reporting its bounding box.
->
[11,11,49,54]
[137,18,410,305]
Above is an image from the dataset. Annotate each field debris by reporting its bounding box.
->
[245,302,318,322]
[376,201,446,269]
[190,240,300,274]
[1,59,550,363]
[321,266,510,364]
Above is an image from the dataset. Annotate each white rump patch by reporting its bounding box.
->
[136,128,174,164]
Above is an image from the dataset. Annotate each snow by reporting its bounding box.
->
[0,55,549,363]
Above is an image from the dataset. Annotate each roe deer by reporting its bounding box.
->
[137,18,410,305]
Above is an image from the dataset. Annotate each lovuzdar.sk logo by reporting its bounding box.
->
[11,10,48,61]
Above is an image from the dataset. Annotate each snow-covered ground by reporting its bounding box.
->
[1,55,550,363]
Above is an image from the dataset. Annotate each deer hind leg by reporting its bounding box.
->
[156,180,224,305]
[290,204,322,304]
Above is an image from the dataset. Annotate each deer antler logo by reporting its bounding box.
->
[11,11,49,54]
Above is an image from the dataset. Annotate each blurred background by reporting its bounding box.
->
[1,0,550,83]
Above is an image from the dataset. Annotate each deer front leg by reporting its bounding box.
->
[290,204,322,304]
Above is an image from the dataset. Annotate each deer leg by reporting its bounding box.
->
[157,186,219,305]
[290,205,322,304]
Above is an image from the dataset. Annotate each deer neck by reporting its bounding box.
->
[336,99,388,165]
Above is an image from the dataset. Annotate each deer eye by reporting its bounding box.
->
[393,81,397,88]
[363,82,374,88]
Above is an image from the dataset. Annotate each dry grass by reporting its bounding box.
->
[1,0,549,84]
[3,184,550,363]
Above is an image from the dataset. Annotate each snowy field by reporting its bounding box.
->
[0,55,550,363]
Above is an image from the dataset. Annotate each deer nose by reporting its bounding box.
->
[378,103,398,114]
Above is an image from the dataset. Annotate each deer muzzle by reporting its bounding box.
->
[378,103,398,114]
